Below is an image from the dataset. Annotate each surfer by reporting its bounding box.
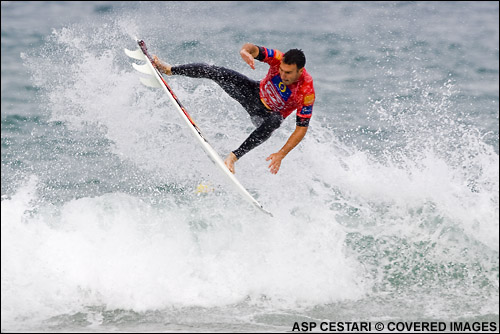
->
[153,43,315,175]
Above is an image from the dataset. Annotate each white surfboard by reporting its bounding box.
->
[125,39,273,217]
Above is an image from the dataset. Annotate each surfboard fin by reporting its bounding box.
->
[132,63,155,75]
[139,76,161,88]
[124,48,145,61]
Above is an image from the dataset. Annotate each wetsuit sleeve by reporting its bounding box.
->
[256,46,267,61]
[255,46,283,65]
[296,115,311,127]
[296,92,315,127]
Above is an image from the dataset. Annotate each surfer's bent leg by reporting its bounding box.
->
[171,63,261,112]
[173,64,282,158]
[232,112,284,159]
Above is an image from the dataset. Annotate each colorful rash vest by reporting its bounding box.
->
[257,46,315,127]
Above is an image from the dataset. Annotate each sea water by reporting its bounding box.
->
[1,1,498,332]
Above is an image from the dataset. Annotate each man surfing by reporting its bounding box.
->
[153,43,315,175]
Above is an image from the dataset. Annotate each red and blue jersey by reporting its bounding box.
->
[257,46,315,127]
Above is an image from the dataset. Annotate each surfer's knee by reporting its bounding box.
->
[251,115,264,127]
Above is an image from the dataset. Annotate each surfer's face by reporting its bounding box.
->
[279,62,303,85]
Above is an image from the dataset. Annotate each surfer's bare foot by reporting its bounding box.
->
[224,152,238,174]
[152,55,172,75]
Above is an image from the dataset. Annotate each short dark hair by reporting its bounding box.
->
[283,49,306,69]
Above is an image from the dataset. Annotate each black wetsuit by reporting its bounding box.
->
[171,64,284,159]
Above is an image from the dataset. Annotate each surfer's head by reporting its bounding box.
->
[280,49,305,85]
[283,49,306,69]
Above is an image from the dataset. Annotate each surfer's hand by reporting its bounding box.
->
[224,152,238,174]
[266,152,285,174]
[240,49,255,70]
